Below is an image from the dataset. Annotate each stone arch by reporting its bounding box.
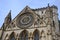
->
[33,29,39,40]
[9,32,16,40]
[18,30,29,40]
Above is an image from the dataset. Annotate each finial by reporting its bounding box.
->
[25,5,30,12]
[9,10,11,14]
[7,10,11,18]
[5,10,12,21]
[26,5,29,9]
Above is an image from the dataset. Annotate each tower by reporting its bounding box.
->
[4,10,12,29]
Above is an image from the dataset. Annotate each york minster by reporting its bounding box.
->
[0,4,60,40]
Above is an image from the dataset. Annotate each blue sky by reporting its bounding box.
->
[0,0,60,27]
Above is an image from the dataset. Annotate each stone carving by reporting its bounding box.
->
[16,12,35,28]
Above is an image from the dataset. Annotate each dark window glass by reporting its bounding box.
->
[19,30,28,40]
[10,32,15,40]
[34,30,39,40]
[53,21,55,27]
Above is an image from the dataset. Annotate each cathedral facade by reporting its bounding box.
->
[0,4,60,40]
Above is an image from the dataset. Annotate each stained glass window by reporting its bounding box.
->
[10,32,15,40]
[19,30,28,40]
[34,30,39,40]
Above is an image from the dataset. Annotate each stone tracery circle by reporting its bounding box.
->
[16,12,35,28]
[20,16,31,24]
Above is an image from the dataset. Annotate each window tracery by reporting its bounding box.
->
[19,30,28,40]
[9,32,15,40]
[33,29,39,40]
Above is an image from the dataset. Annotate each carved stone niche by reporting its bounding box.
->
[11,22,15,28]
[41,30,46,40]
[40,20,43,25]
[34,19,40,27]
[34,21,38,25]
[6,22,15,29]
[41,30,45,37]
[33,14,40,27]
[47,30,52,35]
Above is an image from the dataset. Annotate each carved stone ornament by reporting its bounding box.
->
[16,12,35,29]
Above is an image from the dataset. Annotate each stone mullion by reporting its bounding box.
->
[16,37,18,40]
[28,36,33,40]
[15,34,19,40]
[28,32,33,40]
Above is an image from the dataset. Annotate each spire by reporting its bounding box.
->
[5,10,11,21]
[6,10,11,19]
[47,3,51,10]
[4,10,12,27]
[48,3,50,7]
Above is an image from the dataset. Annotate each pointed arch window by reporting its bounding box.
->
[19,30,28,40]
[33,29,39,40]
[9,32,15,40]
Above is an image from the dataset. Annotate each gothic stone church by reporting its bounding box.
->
[0,5,60,40]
